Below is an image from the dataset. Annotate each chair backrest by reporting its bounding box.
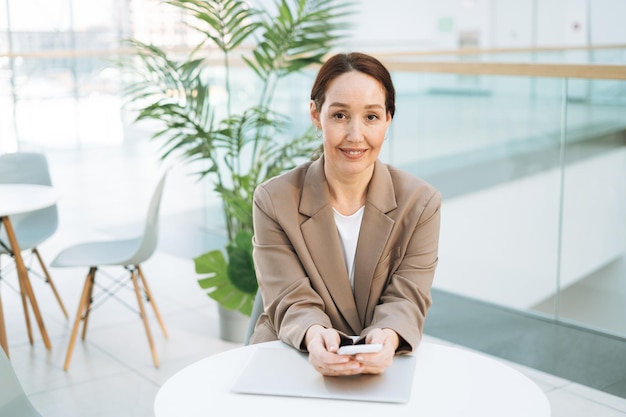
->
[244,290,264,345]
[0,349,43,417]
[124,171,168,265]
[0,152,58,251]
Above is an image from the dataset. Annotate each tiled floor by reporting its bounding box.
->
[2,143,626,416]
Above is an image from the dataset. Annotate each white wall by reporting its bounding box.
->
[590,0,626,44]
[335,0,626,51]
[490,0,534,47]
[341,0,492,50]
[534,0,588,47]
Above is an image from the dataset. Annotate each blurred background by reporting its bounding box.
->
[1,1,625,416]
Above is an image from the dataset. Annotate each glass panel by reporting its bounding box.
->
[73,0,118,32]
[73,0,131,50]
[12,54,128,148]
[534,78,626,337]
[0,94,17,153]
[0,0,16,151]
[0,33,8,55]
[389,72,564,314]
[404,47,626,66]
[75,56,125,147]
[7,0,71,32]
[10,31,73,55]
[8,0,72,55]
[0,2,7,53]
[15,97,79,148]
[127,0,197,47]
[76,94,124,146]
[12,54,76,148]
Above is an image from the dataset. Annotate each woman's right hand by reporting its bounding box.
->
[305,325,363,376]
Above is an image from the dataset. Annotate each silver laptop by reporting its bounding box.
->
[231,346,416,403]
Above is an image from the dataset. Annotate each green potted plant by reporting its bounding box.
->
[123,0,351,341]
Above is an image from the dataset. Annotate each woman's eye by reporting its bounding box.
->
[367,114,379,121]
[333,113,346,120]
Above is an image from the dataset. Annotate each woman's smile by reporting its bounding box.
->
[340,147,368,158]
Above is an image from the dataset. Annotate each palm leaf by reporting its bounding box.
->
[244,0,352,82]
[166,0,260,52]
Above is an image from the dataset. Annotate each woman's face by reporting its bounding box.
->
[310,71,391,179]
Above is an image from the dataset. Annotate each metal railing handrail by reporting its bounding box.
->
[382,60,626,80]
[2,44,625,80]
[373,43,626,58]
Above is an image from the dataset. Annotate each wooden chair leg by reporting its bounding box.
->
[2,217,51,349]
[136,265,168,338]
[0,291,8,358]
[16,274,34,345]
[81,275,95,340]
[130,269,159,368]
[4,229,33,345]
[64,267,96,371]
[32,248,69,319]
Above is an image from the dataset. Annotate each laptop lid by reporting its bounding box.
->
[231,346,416,403]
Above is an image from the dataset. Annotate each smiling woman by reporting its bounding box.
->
[311,70,392,214]
[309,53,396,216]
[248,52,442,378]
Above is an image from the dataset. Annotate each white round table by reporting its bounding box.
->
[154,340,551,417]
[0,184,59,357]
[0,184,59,217]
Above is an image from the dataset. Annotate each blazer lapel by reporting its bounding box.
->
[299,157,361,333]
[353,160,397,325]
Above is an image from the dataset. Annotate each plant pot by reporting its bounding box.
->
[218,305,250,343]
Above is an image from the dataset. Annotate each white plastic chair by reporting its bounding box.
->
[51,172,169,371]
[244,290,264,346]
[0,152,69,319]
[0,347,43,417]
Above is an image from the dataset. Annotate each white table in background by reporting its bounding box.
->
[0,184,59,357]
[154,340,551,417]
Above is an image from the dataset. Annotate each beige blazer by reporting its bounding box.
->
[249,155,441,353]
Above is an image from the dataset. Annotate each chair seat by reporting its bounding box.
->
[1,349,43,417]
[0,235,38,254]
[0,215,56,254]
[50,237,143,268]
[0,397,42,417]
[0,152,58,254]
[52,172,168,371]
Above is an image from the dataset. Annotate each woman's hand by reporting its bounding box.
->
[305,326,400,376]
[305,325,363,376]
[353,328,399,374]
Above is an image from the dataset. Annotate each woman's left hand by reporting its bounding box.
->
[351,328,399,374]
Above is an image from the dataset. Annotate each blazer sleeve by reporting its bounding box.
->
[361,188,442,353]
[251,184,344,350]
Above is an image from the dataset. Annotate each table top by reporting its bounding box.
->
[0,184,58,217]
[154,340,551,417]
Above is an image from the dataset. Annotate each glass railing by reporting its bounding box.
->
[1,45,625,339]
[398,74,625,333]
[377,52,626,339]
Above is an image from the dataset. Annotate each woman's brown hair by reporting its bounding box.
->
[310,52,396,118]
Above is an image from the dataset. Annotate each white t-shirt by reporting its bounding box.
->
[333,206,365,289]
